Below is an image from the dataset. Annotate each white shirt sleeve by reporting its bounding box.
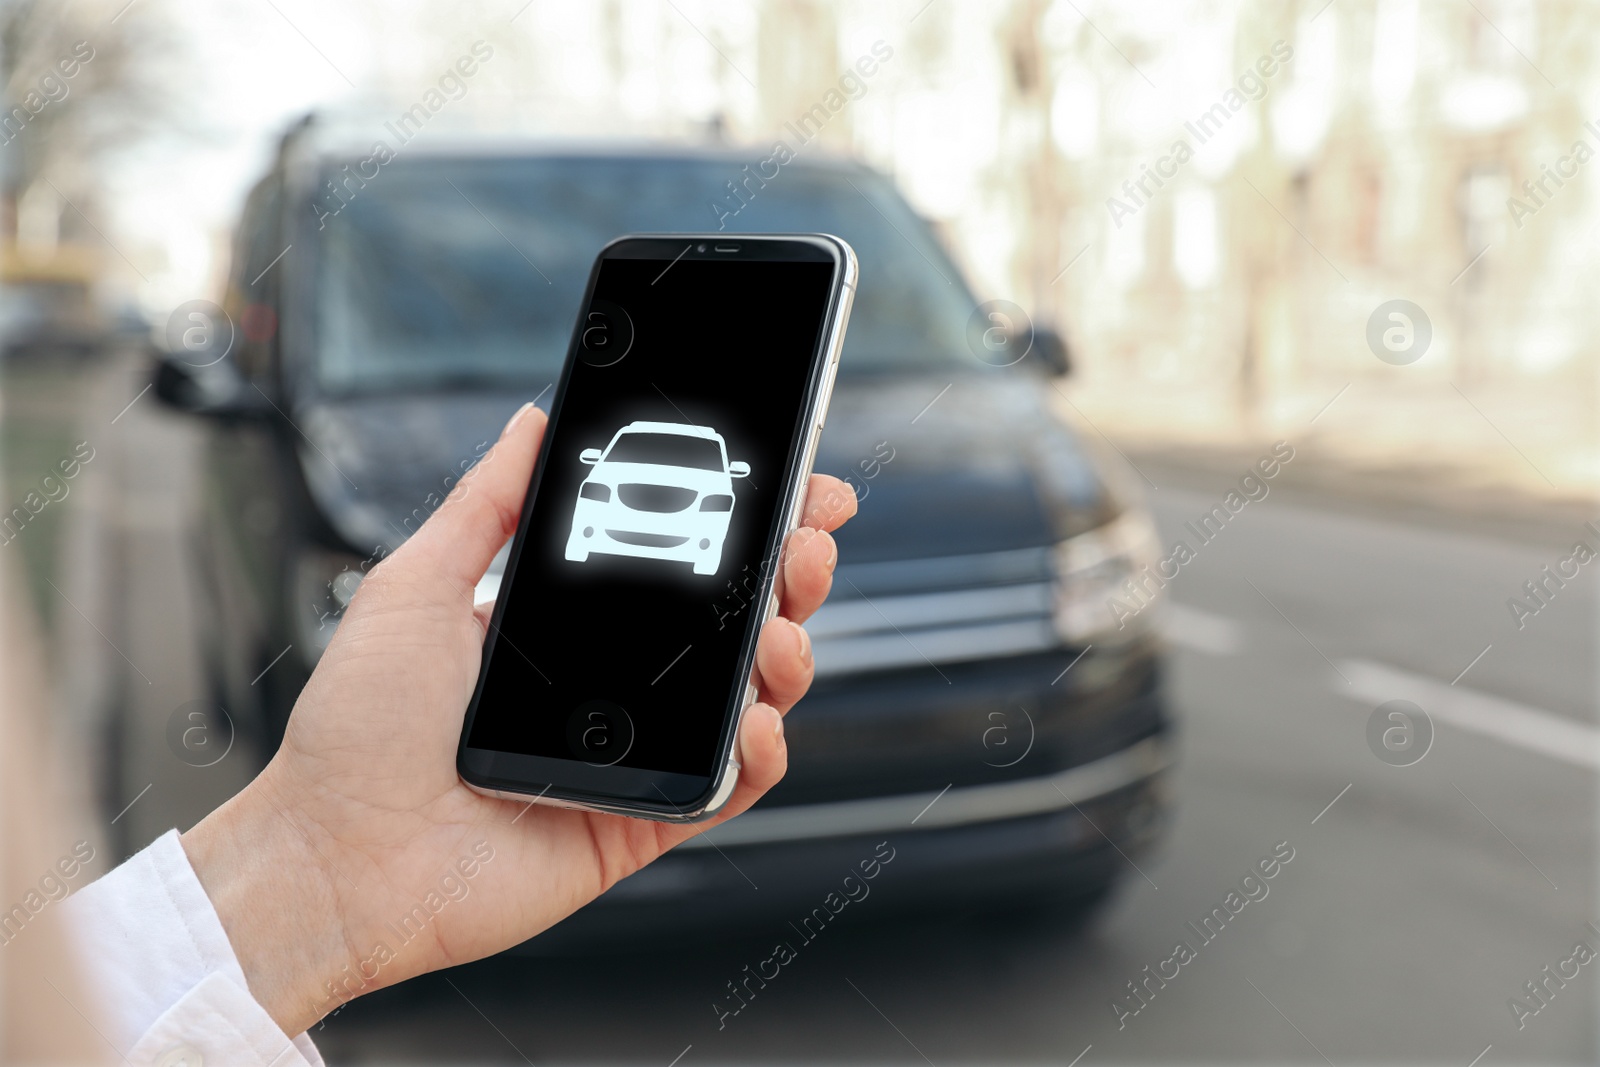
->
[60,829,324,1067]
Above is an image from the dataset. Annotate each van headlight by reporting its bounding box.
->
[1052,510,1163,643]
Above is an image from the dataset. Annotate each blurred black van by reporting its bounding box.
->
[147,115,1173,935]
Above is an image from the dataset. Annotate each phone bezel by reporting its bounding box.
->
[457,232,856,821]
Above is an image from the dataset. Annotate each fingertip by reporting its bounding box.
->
[779,526,834,625]
[804,527,837,574]
[784,524,820,560]
[505,399,547,438]
[737,702,786,793]
[755,616,814,711]
[810,477,857,531]
[390,404,545,602]
[790,618,811,668]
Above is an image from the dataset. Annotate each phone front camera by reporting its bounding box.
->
[696,243,706,252]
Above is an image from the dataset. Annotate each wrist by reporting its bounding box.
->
[180,769,359,1036]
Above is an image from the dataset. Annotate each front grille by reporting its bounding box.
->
[812,546,1060,677]
[771,645,1166,805]
[619,483,696,512]
[606,530,689,548]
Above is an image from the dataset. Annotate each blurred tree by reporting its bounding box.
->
[1,0,175,249]
[1003,0,1060,322]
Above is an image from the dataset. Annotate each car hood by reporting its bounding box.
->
[291,371,1114,565]
[814,371,1113,563]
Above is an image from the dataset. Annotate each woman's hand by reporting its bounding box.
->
[181,401,855,1037]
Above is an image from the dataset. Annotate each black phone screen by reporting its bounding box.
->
[463,240,838,795]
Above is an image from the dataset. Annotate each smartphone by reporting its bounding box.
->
[457,234,857,822]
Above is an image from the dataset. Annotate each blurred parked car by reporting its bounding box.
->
[0,244,110,358]
[144,113,1172,938]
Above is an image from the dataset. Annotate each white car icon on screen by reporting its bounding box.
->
[564,421,750,575]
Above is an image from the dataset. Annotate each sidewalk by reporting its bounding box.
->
[1054,375,1598,548]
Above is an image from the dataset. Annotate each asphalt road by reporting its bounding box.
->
[52,355,1599,1064]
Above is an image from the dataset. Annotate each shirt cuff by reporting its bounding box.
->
[61,828,324,1067]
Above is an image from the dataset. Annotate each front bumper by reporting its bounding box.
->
[565,497,732,567]
[526,731,1172,950]
[523,640,1171,948]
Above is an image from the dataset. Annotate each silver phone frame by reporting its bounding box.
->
[462,233,858,823]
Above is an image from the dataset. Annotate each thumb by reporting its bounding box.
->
[391,402,547,602]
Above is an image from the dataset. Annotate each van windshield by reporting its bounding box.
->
[313,154,977,395]
[605,432,724,471]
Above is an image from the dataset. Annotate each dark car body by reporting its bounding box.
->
[147,115,1173,941]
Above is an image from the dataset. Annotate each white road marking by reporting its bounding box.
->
[1338,659,1599,771]
[1161,602,1245,655]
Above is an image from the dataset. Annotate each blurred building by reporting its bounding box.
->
[532,0,1595,490]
